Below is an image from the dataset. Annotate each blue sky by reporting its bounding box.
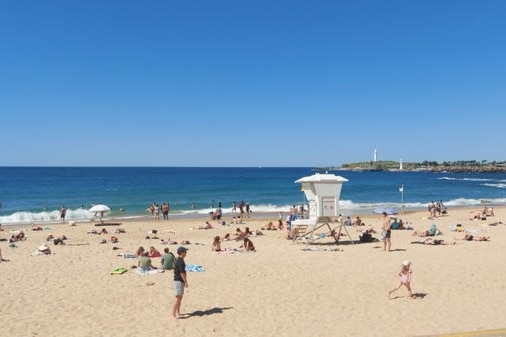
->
[1,0,505,167]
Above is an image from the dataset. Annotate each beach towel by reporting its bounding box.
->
[301,247,341,252]
[213,249,235,254]
[185,264,204,272]
[110,267,127,275]
[122,253,137,258]
[135,269,164,276]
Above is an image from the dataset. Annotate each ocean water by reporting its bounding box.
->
[0,167,505,225]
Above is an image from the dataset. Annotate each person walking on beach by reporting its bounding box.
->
[232,201,236,214]
[60,205,67,223]
[389,260,413,299]
[381,212,391,251]
[172,246,188,319]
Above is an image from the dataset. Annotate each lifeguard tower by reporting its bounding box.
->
[291,173,353,245]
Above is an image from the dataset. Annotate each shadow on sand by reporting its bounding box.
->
[182,307,233,319]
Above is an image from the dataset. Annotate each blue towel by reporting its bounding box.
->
[185,264,204,272]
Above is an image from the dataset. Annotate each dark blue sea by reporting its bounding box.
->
[0,167,505,225]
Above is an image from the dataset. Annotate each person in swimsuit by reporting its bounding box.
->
[381,212,392,251]
[462,234,490,241]
[389,260,413,298]
[212,236,222,252]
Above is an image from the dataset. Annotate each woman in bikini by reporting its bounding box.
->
[212,236,222,252]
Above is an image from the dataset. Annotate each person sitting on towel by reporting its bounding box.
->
[138,251,157,271]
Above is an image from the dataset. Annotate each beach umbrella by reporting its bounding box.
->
[372,207,398,215]
[89,204,111,221]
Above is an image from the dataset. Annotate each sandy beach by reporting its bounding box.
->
[1,206,505,337]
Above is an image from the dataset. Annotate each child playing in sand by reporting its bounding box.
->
[389,260,413,299]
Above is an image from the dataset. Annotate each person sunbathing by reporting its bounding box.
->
[9,231,26,242]
[53,236,67,245]
[412,224,439,237]
[411,238,455,245]
[261,221,276,230]
[353,216,363,226]
[277,219,284,230]
[235,228,246,240]
[212,236,222,252]
[160,238,177,245]
[243,237,255,251]
[148,246,161,257]
[38,244,52,254]
[462,234,490,241]
[197,221,213,230]
[136,246,145,257]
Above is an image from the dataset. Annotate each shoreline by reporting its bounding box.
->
[1,203,500,228]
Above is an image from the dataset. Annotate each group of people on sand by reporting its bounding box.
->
[470,206,495,220]
[211,226,258,252]
[261,220,283,231]
[428,200,447,217]
[136,246,176,271]
[9,230,26,243]
[212,235,255,252]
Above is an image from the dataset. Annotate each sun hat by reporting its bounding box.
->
[402,260,411,267]
[177,246,188,254]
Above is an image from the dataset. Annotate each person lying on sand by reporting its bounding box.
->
[160,238,177,245]
[38,244,52,254]
[9,231,25,243]
[412,224,439,237]
[461,234,490,241]
[411,238,456,245]
[196,221,213,230]
[261,221,276,230]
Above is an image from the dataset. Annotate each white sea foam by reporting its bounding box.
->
[0,208,105,225]
[2,197,506,225]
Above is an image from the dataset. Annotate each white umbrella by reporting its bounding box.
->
[89,204,111,221]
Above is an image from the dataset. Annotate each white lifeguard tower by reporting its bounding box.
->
[291,173,354,245]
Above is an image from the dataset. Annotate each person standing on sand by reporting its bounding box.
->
[60,206,67,223]
[172,246,188,319]
[389,260,413,299]
[381,212,391,251]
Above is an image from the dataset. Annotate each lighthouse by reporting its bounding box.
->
[399,159,403,170]
[374,149,378,162]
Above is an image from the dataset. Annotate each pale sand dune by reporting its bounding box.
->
[1,207,505,337]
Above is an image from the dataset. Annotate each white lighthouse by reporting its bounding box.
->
[399,159,403,170]
[374,149,378,162]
